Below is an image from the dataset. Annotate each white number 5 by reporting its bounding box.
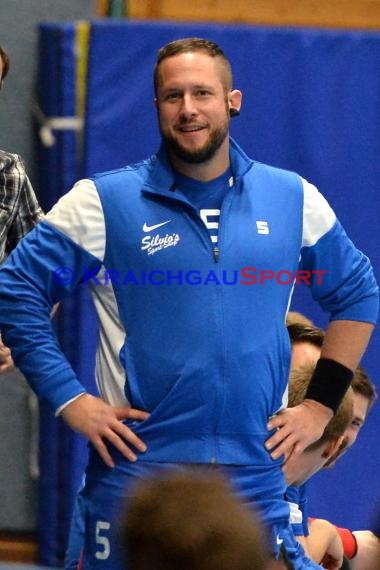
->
[95,520,111,560]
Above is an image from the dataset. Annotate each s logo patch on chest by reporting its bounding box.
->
[256,220,269,235]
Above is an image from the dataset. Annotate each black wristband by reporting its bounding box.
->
[304,358,353,413]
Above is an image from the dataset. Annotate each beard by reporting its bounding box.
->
[160,119,229,164]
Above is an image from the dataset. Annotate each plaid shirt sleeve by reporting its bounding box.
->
[0,150,43,264]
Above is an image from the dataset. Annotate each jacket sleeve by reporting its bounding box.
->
[0,179,104,411]
[299,179,379,324]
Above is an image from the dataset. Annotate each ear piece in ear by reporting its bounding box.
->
[229,108,240,118]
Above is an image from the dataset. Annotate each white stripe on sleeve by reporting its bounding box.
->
[45,179,106,260]
[302,178,336,248]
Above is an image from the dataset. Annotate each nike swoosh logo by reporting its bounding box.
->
[143,220,171,232]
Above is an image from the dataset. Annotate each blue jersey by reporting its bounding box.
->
[0,138,376,569]
[286,484,310,537]
[279,524,322,570]
[0,137,377,467]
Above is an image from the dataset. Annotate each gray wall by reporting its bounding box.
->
[0,0,97,531]
[0,0,98,185]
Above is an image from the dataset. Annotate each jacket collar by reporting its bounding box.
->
[141,137,254,198]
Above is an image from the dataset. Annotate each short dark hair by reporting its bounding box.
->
[154,37,232,96]
[287,322,325,348]
[0,45,10,88]
[352,365,377,411]
[122,468,272,570]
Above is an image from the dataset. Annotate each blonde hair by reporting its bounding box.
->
[123,468,272,570]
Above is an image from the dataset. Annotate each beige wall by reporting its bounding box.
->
[129,0,380,30]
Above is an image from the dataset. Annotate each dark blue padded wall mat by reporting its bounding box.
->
[36,22,98,566]
[85,20,380,532]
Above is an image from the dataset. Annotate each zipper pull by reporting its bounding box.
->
[213,245,220,262]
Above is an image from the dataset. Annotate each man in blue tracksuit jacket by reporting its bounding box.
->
[0,38,377,569]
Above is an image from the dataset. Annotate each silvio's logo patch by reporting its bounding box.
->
[141,221,180,255]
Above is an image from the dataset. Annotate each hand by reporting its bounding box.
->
[266,400,333,460]
[308,519,343,570]
[351,530,380,570]
[321,550,344,570]
[0,338,15,374]
[61,393,149,468]
[320,530,344,569]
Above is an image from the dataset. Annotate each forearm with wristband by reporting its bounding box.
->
[305,358,353,413]
[308,518,358,559]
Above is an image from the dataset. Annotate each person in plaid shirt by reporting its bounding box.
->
[0,44,43,371]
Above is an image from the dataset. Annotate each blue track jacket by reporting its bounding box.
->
[0,138,377,466]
